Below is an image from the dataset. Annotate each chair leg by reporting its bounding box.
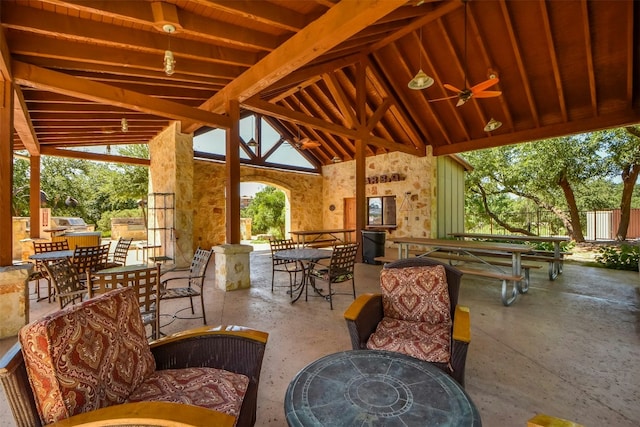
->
[200,293,207,325]
[189,296,195,314]
[328,281,333,310]
[271,268,276,292]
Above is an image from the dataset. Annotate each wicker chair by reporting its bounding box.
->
[160,247,212,324]
[343,257,471,386]
[0,288,268,427]
[43,258,88,309]
[308,243,359,309]
[268,238,303,294]
[31,240,70,302]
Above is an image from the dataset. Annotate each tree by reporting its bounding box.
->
[241,186,285,238]
[593,126,640,240]
[463,133,609,242]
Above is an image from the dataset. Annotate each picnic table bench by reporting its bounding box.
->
[385,237,534,306]
[450,233,571,280]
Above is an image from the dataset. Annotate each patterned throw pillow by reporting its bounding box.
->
[380,265,451,324]
[19,287,155,425]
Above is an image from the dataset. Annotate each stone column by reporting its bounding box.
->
[0,264,32,338]
[148,122,194,268]
[212,244,253,291]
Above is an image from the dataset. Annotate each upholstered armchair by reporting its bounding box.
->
[0,287,268,427]
[344,257,471,386]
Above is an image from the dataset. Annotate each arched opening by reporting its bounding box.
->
[240,180,292,249]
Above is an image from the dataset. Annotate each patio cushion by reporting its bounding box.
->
[19,287,155,425]
[127,367,249,422]
[380,265,451,324]
[366,317,451,363]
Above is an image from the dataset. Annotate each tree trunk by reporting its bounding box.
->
[476,185,536,235]
[615,163,640,240]
[557,172,585,242]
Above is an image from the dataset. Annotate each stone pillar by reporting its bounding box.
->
[0,264,32,338]
[212,244,253,291]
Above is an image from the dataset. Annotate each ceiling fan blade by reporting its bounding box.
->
[301,141,321,149]
[428,95,458,103]
[470,77,499,93]
[443,83,463,94]
[473,90,502,98]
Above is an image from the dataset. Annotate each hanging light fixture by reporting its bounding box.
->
[483,118,502,132]
[408,27,434,90]
[331,156,342,163]
[247,115,258,147]
[121,118,128,132]
[163,24,176,76]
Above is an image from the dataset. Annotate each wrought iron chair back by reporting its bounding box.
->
[309,243,359,309]
[43,258,87,309]
[269,238,303,294]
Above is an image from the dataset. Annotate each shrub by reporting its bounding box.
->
[595,244,640,271]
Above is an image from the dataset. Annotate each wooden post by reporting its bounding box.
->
[29,155,40,238]
[354,62,367,262]
[0,79,13,266]
[225,99,241,244]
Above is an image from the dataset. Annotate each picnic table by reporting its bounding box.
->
[289,229,355,248]
[386,237,533,306]
[450,233,570,280]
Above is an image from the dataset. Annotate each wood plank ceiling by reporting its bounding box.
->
[3,0,639,171]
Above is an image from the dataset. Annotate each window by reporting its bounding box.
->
[367,196,396,226]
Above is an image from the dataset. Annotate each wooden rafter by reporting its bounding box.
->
[40,147,150,166]
[13,87,40,155]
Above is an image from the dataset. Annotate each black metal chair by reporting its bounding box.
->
[268,238,303,295]
[308,243,359,309]
[160,247,212,324]
[43,257,88,309]
[104,237,133,268]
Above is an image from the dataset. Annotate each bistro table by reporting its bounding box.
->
[28,250,73,262]
[285,350,481,427]
[274,248,332,304]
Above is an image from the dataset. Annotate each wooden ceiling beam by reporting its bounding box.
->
[13,61,232,128]
[323,73,357,128]
[580,0,597,115]
[9,36,245,80]
[499,0,539,127]
[0,28,10,80]
[369,0,463,52]
[625,0,634,105]
[45,0,278,51]
[186,0,407,133]
[434,109,640,156]
[538,0,567,122]
[13,87,40,156]
[190,0,307,33]
[244,98,422,157]
[40,146,150,166]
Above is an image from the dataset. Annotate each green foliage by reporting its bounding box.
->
[11,146,149,228]
[242,186,285,238]
[594,244,640,271]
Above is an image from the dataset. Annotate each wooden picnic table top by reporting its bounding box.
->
[450,233,569,243]
[389,237,532,253]
[290,228,355,236]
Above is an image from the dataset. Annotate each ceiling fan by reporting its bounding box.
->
[293,136,321,150]
[430,0,502,106]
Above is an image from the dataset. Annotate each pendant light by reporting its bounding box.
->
[484,118,502,132]
[408,27,434,90]
[163,24,176,76]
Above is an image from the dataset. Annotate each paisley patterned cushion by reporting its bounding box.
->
[380,265,451,324]
[366,317,451,363]
[128,367,249,421]
[19,288,155,425]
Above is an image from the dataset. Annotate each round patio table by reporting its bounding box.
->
[285,350,481,427]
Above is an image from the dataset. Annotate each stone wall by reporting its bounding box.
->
[322,151,436,244]
[192,162,324,246]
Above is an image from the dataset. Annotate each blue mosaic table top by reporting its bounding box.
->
[285,350,481,427]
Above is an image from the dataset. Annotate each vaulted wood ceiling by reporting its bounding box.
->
[3,0,639,170]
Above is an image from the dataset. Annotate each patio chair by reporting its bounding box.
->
[343,257,471,386]
[160,247,212,324]
[104,237,133,268]
[268,238,303,294]
[90,264,162,340]
[42,257,88,309]
[31,240,70,302]
[307,243,359,309]
[72,243,110,284]
[0,287,268,427]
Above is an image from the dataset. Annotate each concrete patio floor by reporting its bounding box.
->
[1,248,638,426]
